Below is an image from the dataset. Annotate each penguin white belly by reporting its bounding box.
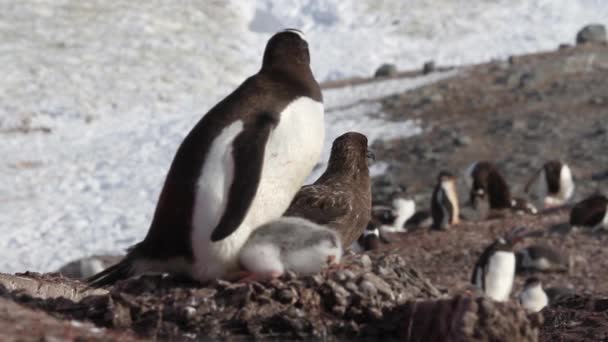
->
[484,251,515,301]
[520,286,548,312]
[190,97,324,281]
[350,241,364,253]
[557,165,575,202]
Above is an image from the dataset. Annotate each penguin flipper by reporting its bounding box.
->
[86,255,135,288]
[210,112,277,242]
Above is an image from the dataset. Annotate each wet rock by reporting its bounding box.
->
[576,24,607,45]
[374,63,398,78]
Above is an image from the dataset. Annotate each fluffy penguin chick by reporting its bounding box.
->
[519,277,548,312]
[239,217,342,279]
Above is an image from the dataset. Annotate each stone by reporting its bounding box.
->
[374,63,398,78]
[576,24,607,44]
[453,135,472,146]
[422,60,436,74]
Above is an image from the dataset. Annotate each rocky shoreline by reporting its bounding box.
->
[2,38,608,340]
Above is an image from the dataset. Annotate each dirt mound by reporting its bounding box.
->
[2,253,442,340]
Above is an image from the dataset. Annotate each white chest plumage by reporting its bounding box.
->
[484,251,515,302]
[189,97,324,281]
[520,285,548,312]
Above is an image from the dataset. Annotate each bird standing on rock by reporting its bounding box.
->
[465,161,537,216]
[88,29,324,287]
[430,171,460,230]
[471,227,528,301]
[465,161,512,210]
[524,160,575,209]
[284,132,372,247]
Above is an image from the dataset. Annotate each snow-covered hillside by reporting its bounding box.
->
[1,0,606,273]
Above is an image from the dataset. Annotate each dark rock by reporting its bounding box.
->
[422,61,436,74]
[576,24,607,45]
[373,295,539,341]
[374,63,398,78]
[453,135,472,146]
[0,253,441,340]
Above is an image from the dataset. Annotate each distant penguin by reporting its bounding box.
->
[372,196,416,234]
[516,245,569,274]
[471,227,527,301]
[510,197,538,215]
[464,161,512,210]
[431,171,460,230]
[519,277,548,312]
[284,132,372,247]
[569,194,608,231]
[88,29,324,287]
[350,223,381,253]
[238,217,342,281]
[524,160,575,208]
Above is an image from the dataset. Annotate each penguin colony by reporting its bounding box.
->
[87,29,600,313]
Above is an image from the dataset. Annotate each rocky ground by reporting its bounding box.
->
[2,41,608,341]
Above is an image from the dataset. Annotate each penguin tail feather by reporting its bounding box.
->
[86,256,135,288]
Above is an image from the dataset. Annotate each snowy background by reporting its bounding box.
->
[1,0,607,273]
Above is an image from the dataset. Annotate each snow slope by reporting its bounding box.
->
[0,0,606,272]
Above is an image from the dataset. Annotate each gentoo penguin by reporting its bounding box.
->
[509,197,538,215]
[404,210,433,230]
[88,29,324,286]
[516,244,569,274]
[238,217,342,280]
[471,227,527,301]
[372,196,416,234]
[284,132,372,247]
[350,223,382,253]
[519,277,548,312]
[569,194,608,231]
[464,161,512,210]
[524,160,575,208]
[430,171,460,230]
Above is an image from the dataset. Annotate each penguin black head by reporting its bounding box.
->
[262,28,310,69]
[437,171,455,183]
[327,132,370,175]
[523,277,542,288]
